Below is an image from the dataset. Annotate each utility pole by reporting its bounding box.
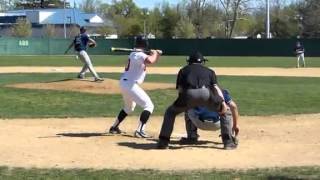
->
[63,0,66,38]
[142,8,149,37]
[266,0,270,38]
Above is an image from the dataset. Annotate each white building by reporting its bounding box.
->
[0,8,110,37]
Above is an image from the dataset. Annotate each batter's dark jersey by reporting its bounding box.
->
[176,64,217,89]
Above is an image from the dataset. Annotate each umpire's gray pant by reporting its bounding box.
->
[158,87,224,142]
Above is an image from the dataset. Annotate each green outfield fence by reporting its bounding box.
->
[0,37,319,56]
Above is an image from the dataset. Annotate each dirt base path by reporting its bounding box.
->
[1,67,320,77]
[0,114,319,170]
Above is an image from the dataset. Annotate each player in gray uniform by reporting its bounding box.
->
[157,52,236,150]
[65,26,103,82]
[180,89,239,146]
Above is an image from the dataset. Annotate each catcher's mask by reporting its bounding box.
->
[134,35,149,49]
[187,51,207,64]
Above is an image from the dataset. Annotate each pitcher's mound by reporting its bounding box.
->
[6,78,174,94]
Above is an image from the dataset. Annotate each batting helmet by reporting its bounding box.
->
[134,35,149,49]
[187,51,207,64]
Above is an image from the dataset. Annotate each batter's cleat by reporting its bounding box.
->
[179,137,198,145]
[134,130,151,138]
[109,126,122,134]
[94,77,104,82]
[77,74,85,79]
[157,140,169,149]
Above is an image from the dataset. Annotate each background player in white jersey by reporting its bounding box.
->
[108,36,162,138]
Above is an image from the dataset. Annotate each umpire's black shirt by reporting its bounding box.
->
[176,64,217,89]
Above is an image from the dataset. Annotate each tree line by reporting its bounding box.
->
[2,0,320,38]
[87,0,320,38]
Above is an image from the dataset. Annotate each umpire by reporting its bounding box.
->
[157,52,236,150]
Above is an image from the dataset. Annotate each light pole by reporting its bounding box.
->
[266,0,270,39]
[143,20,146,36]
[63,0,66,38]
[295,14,303,38]
[142,9,149,37]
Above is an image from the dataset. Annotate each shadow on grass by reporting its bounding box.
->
[266,176,308,180]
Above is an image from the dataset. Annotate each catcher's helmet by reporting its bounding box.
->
[187,51,207,64]
[134,35,149,48]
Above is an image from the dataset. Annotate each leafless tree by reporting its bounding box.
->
[218,0,250,38]
[186,0,208,38]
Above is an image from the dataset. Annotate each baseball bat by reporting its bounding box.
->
[110,47,163,54]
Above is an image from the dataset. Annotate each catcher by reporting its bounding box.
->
[180,89,239,147]
[64,26,103,82]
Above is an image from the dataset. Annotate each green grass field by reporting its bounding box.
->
[1,56,320,179]
[1,166,320,180]
[0,55,320,67]
[0,73,320,118]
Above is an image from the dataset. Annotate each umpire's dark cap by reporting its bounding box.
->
[187,51,207,64]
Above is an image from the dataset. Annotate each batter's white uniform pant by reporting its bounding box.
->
[77,50,100,78]
[120,79,154,114]
[297,53,305,67]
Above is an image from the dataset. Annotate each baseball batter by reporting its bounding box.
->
[108,36,162,138]
[181,89,239,146]
[64,26,103,81]
[294,41,305,68]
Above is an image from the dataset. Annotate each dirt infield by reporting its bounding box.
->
[6,79,174,94]
[0,114,319,170]
[1,66,320,170]
[1,66,320,77]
